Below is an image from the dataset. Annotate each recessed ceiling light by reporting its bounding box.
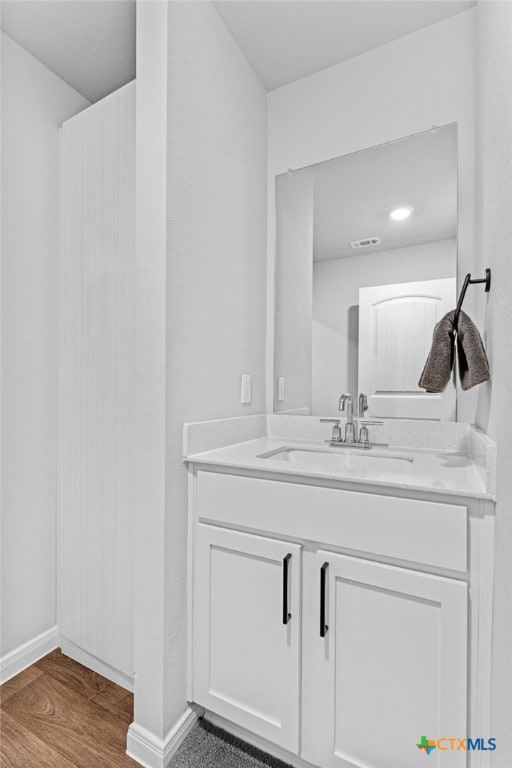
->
[389,206,414,221]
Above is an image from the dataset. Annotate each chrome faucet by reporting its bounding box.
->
[320,393,386,449]
[338,393,356,443]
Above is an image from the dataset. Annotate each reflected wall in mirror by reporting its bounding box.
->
[274,124,457,420]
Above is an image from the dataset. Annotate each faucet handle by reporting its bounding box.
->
[320,418,342,444]
[358,393,368,417]
[359,420,384,448]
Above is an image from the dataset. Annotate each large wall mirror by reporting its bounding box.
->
[273,124,457,420]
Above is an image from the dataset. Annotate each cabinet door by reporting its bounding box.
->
[311,552,467,768]
[193,524,301,753]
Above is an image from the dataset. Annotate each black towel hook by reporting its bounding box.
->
[453,268,491,330]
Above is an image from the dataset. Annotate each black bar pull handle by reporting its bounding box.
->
[320,562,329,637]
[283,553,292,625]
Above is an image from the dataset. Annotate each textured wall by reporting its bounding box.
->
[132,0,169,738]
[1,33,88,657]
[474,2,512,761]
[164,1,267,730]
[132,1,267,739]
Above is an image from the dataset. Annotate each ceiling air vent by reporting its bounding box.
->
[349,236,381,250]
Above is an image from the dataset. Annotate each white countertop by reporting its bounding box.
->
[185,437,493,500]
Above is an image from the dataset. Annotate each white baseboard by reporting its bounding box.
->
[0,626,59,684]
[204,710,316,768]
[60,637,133,692]
[127,704,202,768]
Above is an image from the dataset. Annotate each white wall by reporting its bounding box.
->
[131,0,169,741]
[132,0,267,743]
[312,239,456,415]
[274,168,313,414]
[164,0,267,730]
[267,9,477,421]
[1,32,89,657]
[473,2,512,761]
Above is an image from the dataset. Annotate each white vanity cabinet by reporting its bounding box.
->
[303,552,467,768]
[193,525,301,752]
[188,467,492,768]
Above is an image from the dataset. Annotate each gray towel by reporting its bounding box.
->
[419,310,490,393]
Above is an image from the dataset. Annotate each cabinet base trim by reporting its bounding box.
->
[0,626,59,684]
[127,705,203,768]
[204,710,316,768]
[60,638,133,692]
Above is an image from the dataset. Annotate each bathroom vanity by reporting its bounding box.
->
[184,104,495,768]
[186,422,495,768]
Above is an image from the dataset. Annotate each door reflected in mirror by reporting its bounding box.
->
[273,124,457,420]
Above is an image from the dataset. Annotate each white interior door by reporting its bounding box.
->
[58,82,135,679]
[312,552,467,768]
[193,525,301,753]
[358,278,456,419]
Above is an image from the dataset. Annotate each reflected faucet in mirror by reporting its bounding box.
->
[338,393,356,443]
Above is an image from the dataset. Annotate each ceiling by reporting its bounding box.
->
[214,0,475,91]
[310,124,457,261]
[1,1,135,103]
[0,0,474,102]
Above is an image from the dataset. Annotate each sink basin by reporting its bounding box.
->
[257,446,414,476]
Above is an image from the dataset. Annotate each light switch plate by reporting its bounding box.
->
[241,374,252,404]
[277,377,285,402]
